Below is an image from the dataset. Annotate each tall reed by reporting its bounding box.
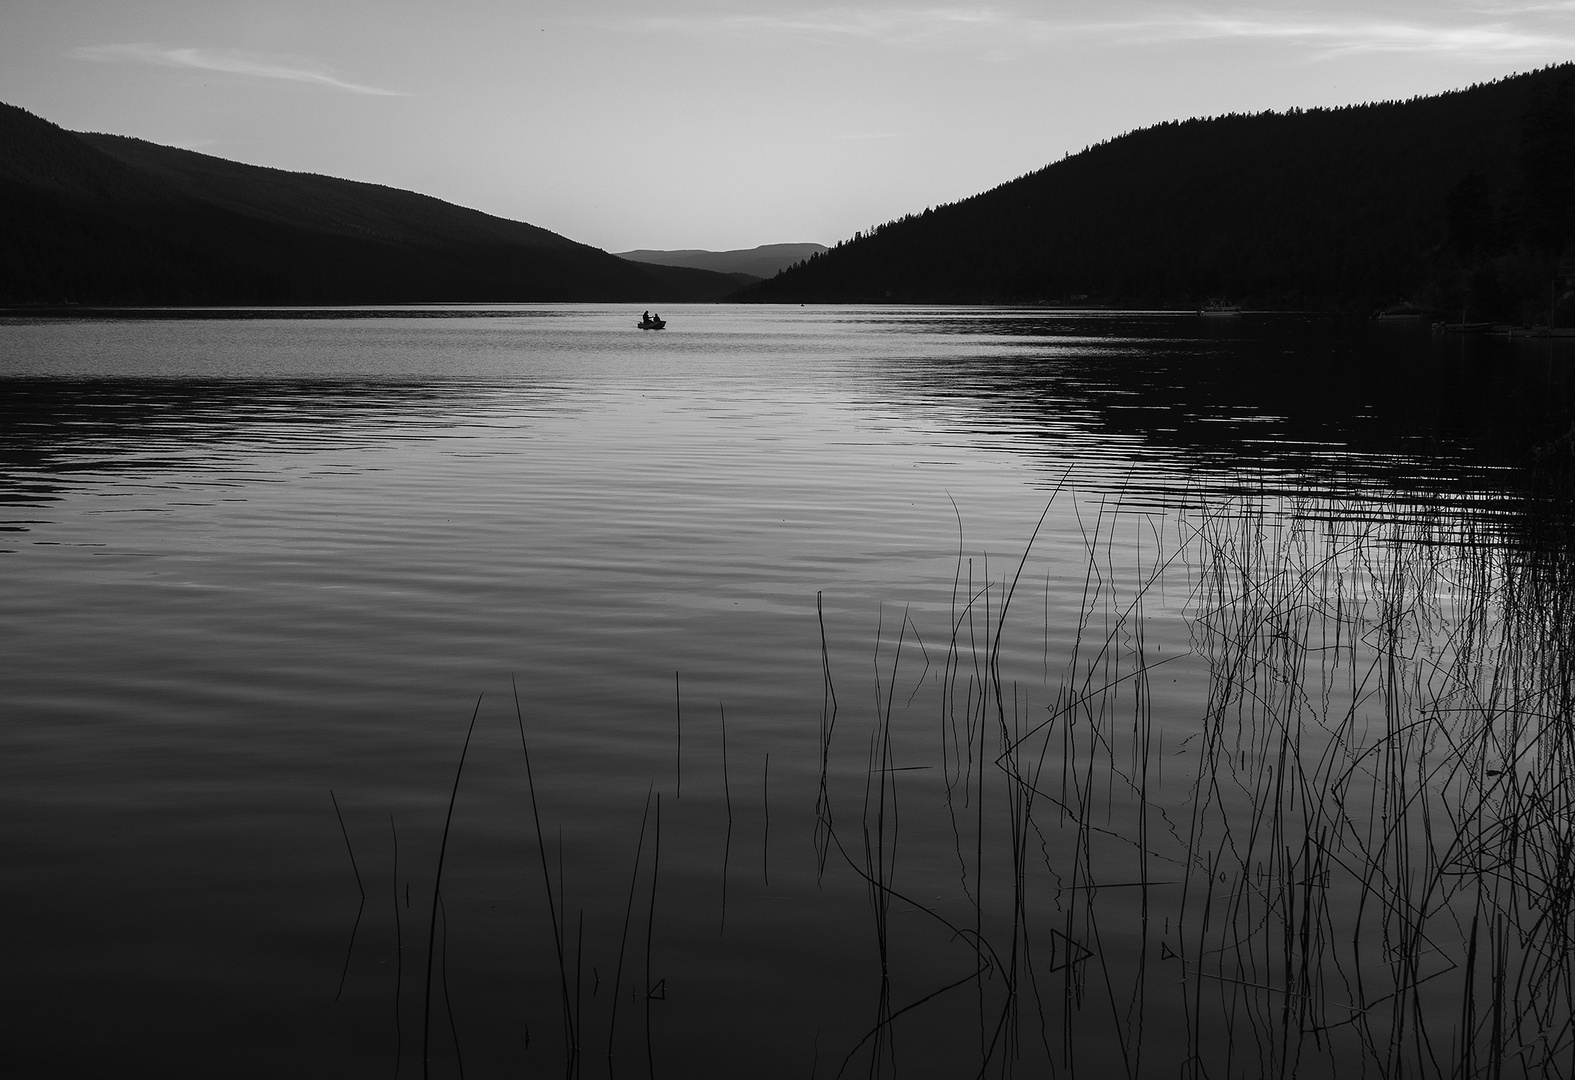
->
[333,481,1575,1078]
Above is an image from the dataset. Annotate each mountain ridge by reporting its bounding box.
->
[742,64,1575,318]
[616,243,828,280]
[0,102,742,305]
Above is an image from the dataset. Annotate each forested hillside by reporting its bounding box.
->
[0,103,740,305]
[745,65,1575,317]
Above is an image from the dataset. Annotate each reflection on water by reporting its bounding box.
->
[1,306,1572,1075]
[5,308,1569,520]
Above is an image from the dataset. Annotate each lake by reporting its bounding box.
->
[3,305,1573,1077]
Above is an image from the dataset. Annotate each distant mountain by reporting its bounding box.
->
[0,102,741,305]
[616,243,829,280]
[744,65,1575,318]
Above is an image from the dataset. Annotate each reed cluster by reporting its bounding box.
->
[331,485,1575,1078]
[810,488,1575,1077]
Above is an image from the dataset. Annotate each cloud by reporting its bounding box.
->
[622,8,1016,47]
[1108,11,1575,57]
[1464,1,1575,13]
[607,4,1575,60]
[70,44,405,96]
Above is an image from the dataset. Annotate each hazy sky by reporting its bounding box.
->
[3,2,1573,251]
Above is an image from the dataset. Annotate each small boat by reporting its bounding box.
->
[1198,299,1243,317]
[637,317,666,330]
[1373,302,1428,320]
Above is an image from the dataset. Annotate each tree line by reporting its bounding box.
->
[746,65,1575,319]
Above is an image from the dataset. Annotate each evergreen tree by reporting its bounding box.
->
[1445,171,1497,258]
[1519,75,1575,254]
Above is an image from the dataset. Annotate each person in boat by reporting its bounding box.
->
[643,310,650,323]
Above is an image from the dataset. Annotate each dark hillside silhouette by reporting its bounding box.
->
[745,65,1575,316]
[1518,76,1575,256]
[0,103,740,305]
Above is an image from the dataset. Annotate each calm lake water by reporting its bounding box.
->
[3,306,1572,1077]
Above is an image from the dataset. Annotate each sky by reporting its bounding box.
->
[3,2,1574,252]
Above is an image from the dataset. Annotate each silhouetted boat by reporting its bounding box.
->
[638,317,666,330]
[1373,303,1428,320]
[1197,299,1242,316]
